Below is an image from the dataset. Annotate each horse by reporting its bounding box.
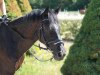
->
[0,8,66,75]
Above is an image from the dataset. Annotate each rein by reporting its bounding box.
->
[33,43,53,62]
[33,44,53,62]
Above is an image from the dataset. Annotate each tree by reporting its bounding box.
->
[5,0,22,19]
[61,0,100,75]
[29,0,73,10]
[3,0,32,19]
[61,0,73,10]
[17,0,32,15]
[29,0,90,11]
[68,0,91,10]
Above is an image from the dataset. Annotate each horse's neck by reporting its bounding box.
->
[10,17,40,39]
[9,17,41,59]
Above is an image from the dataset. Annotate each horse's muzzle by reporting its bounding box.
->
[53,44,66,61]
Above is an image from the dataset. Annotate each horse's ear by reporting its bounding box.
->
[41,8,49,17]
[54,7,61,14]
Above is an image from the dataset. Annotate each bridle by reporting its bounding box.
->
[33,18,64,62]
[39,18,64,50]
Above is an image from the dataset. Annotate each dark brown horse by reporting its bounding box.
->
[0,8,66,75]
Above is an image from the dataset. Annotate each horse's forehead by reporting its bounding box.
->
[48,13,59,31]
[48,12,57,23]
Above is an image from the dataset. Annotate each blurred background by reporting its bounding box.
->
[0,0,91,75]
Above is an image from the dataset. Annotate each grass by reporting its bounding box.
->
[15,57,63,75]
[15,42,73,75]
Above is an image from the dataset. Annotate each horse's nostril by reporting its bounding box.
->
[63,53,66,57]
[58,52,62,57]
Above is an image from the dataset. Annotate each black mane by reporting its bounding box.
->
[9,9,43,27]
[8,9,56,28]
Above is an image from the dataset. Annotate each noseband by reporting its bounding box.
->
[39,19,64,50]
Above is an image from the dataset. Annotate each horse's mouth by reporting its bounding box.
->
[53,52,66,61]
[50,43,66,61]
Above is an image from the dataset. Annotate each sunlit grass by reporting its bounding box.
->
[15,57,63,75]
[15,42,73,75]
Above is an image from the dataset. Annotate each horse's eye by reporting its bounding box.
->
[44,20,50,25]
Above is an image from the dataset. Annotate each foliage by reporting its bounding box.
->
[60,20,82,40]
[29,0,91,11]
[29,0,73,10]
[1,0,32,19]
[16,0,32,15]
[68,0,91,11]
[5,0,22,19]
[61,0,100,75]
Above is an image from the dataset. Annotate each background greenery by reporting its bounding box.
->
[29,0,91,11]
[60,20,82,40]
[3,0,32,19]
[0,0,90,19]
[0,0,91,19]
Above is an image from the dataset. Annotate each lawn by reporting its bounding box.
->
[15,42,73,75]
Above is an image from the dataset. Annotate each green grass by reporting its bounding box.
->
[15,57,63,75]
[15,42,73,75]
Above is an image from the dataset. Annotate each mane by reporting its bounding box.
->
[9,9,43,27]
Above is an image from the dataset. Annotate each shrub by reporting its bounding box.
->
[5,0,22,18]
[60,20,82,40]
[61,0,100,75]
[16,0,32,15]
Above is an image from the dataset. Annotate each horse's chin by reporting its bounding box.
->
[53,52,66,61]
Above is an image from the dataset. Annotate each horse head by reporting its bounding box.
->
[38,8,66,60]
